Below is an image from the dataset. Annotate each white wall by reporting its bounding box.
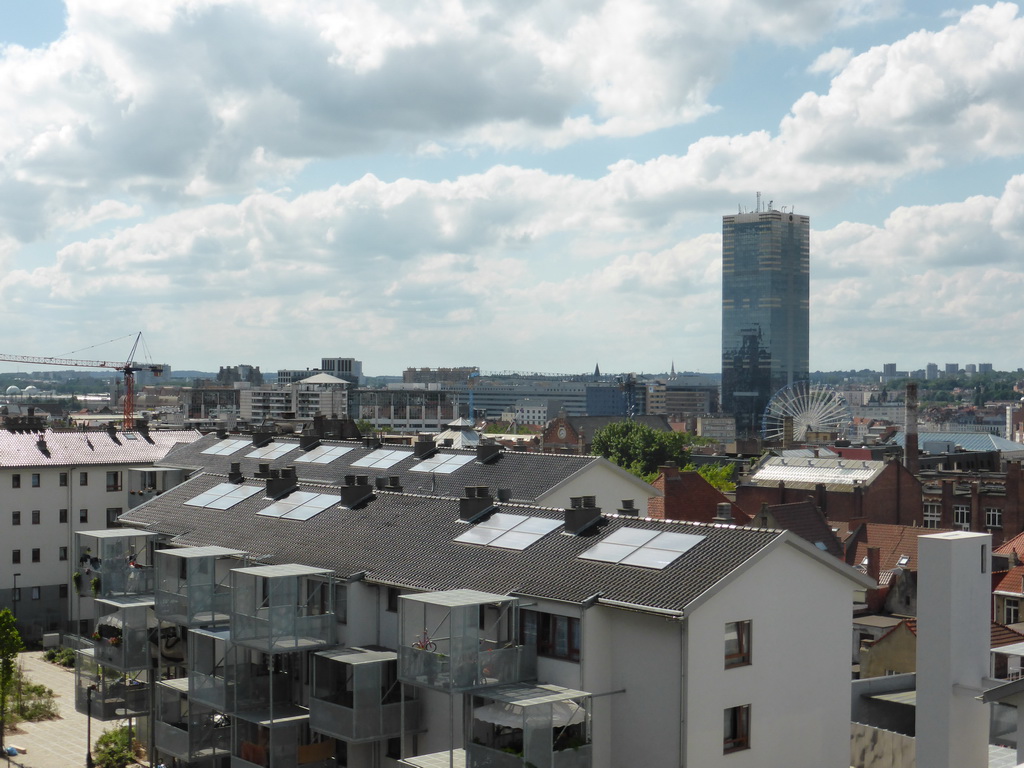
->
[538,463,656,517]
[685,542,857,768]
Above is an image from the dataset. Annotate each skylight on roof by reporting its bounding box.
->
[579,527,704,570]
[258,491,337,521]
[245,443,295,460]
[185,483,263,510]
[295,445,354,464]
[411,453,475,474]
[454,512,562,551]
[200,439,251,456]
[351,449,411,470]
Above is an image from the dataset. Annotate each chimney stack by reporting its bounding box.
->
[460,486,495,522]
[906,382,920,476]
[564,496,602,534]
[617,499,638,516]
[714,502,733,524]
[228,462,243,484]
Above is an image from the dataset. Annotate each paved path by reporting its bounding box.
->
[3,650,140,768]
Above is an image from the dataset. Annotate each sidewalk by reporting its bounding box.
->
[3,650,125,768]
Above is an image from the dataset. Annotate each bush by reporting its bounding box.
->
[43,646,76,667]
[93,726,140,768]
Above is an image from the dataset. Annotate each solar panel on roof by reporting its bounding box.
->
[200,439,251,456]
[579,526,704,570]
[245,443,295,460]
[454,514,562,551]
[185,483,262,510]
[294,445,354,464]
[411,453,475,474]
[352,449,411,469]
[258,491,337,521]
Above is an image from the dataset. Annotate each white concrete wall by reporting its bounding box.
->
[915,531,991,768]
[685,542,857,768]
[537,463,656,517]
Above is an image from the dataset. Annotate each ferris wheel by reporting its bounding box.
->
[761,381,852,443]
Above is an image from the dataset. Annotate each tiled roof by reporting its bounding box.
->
[0,428,201,468]
[878,618,1024,649]
[568,416,673,437]
[748,457,885,492]
[993,566,1024,596]
[757,501,843,559]
[889,431,1024,456]
[157,433,652,504]
[120,471,811,614]
[996,531,1024,560]
[845,522,955,572]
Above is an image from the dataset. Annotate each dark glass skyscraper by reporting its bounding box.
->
[721,209,809,437]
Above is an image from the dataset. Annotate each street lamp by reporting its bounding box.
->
[86,683,96,768]
[12,573,20,620]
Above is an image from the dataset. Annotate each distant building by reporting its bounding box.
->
[945,363,960,376]
[721,208,809,437]
[926,363,939,380]
[403,366,477,385]
[980,363,994,374]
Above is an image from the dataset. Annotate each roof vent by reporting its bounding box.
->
[714,502,733,524]
[565,496,602,534]
[339,474,375,508]
[363,437,380,450]
[216,428,227,440]
[299,434,320,451]
[617,499,638,516]
[388,476,402,491]
[443,438,454,447]
[252,431,274,448]
[414,439,438,460]
[36,438,49,458]
[228,462,244,484]
[496,488,511,502]
[266,466,298,500]
[477,443,502,464]
[255,463,271,479]
[460,486,495,522]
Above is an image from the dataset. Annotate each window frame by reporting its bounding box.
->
[1006,598,1020,625]
[12,549,20,564]
[520,609,581,662]
[986,507,1003,529]
[31,510,40,525]
[79,509,88,523]
[79,471,88,486]
[59,509,68,524]
[725,620,752,668]
[59,546,68,562]
[11,511,20,526]
[31,473,40,488]
[59,472,68,487]
[105,471,122,492]
[31,548,40,563]
[923,503,941,529]
[11,474,20,489]
[724,704,751,753]
[953,504,971,531]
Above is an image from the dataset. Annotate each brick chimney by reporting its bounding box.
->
[905,382,920,476]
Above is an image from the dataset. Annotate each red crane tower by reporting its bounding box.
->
[0,333,163,429]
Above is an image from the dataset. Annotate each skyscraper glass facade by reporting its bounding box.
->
[721,210,809,437]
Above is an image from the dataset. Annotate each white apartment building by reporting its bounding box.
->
[0,426,200,639]
[240,373,349,424]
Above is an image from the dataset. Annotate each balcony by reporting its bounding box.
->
[76,529,156,600]
[155,546,246,628]
[154,677,232,763]
[91,596,156,671]
[398,590,533,692]
[189,627,235,712]
[75,649,150,721]
[310,648,420,744]
[230,564,336,654]
[232,707,337,768]
[466,684,592,768]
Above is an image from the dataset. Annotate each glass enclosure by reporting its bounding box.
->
[398,590,533,692]
[75,648,150,720]
[310,648,420,743]
[233,711,337,768]
[92,596,155,670]
[189,627,236,712]
[155,546,245,627]
[230,564,335,653]
[154,677,231,764]
[466,684,592,768]
[76,529,157,599]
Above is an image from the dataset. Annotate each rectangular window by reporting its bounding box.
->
[106,508,122,525]
[58,584,68,599]
[954,505,971,531]
[12,550,20,564]
[31,510,39,525]
[59,509,67,524]
[724,704,751,753]
[12,588,19,602]
[105,471,121,492]
[11,511,19,526]
[1006,598,1020,625]
[79,509,88,523]
[725,620,752,668]
[31,473,40,488]
[11,474,20,488]
[335,583,348,624]
[923,503,941,529]
[520,610,581,662]
[59,547,68,561]
[59,472,68,487]
[987,507,1003,529]
[79,472,88,486]
[386,586,400,613]
[31,586,40,600]
[31,548,40,563]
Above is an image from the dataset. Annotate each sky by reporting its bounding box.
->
[0,1,1022,377]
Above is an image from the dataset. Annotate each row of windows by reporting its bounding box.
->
[11,584,69,601]
[10,471,122,490]
[9,508,122,526]
[12,547,68,563]
[924,503,1003,530]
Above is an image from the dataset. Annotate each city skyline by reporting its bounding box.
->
[0,2,1022,375]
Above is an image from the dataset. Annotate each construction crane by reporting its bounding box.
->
[0,332,163,429]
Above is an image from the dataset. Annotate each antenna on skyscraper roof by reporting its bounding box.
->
[756,191,761,212]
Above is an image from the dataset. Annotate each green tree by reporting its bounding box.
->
[591,422,710,480]
[93,725,137,768]
[683,462,737,492]
[0,608,24,755]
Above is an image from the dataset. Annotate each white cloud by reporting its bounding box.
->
[808,47,854,75]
